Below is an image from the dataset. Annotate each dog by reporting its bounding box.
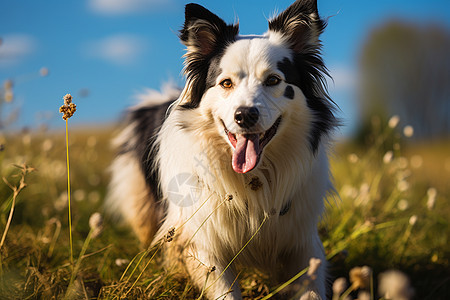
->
[108,1,337,299]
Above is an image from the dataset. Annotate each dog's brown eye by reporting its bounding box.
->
[220,79,233,89]
[265,75,281,86]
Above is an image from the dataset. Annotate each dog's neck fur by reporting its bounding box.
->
[154,96,331,252]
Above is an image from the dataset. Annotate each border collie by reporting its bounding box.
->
[108,1,337,299]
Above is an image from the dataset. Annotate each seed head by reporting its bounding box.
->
[40,67,49,77]
[89,212,104,238]
[3,79,14,102]
[59,93,77,120]
[349,266,372,289]
[3,79,13,90]
[164,227,175,242]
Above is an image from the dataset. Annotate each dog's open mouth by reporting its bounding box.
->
[223,116,282,174]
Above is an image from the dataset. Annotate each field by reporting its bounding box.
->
[0,117,449,299]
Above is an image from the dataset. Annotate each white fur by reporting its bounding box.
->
[152,35,332,299]
[108,3,334,299]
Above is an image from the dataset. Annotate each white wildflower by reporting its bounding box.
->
[332,277,347,296]
[409,215,418,226]
[388,115,400,129]
[403,125,414,138]
[348,153,359,164]
[397,199,409,211]
[89,212,104,238]
[383,151,394,164]
[426,188,437,210]
[379,270,414,300]
[115,258,130,267]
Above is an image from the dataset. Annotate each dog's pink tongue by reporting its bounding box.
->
[232,134,260,173]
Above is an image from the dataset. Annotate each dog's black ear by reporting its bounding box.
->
[270,1,336,154]
[180,3,239,56]
[268,0,325,52]
[179,4,239,109]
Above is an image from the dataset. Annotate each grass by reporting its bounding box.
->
[0,117,449,299]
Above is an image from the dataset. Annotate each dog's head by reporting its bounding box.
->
[179,1,336,173]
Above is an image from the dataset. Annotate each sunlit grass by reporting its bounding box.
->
[0,115,449,299]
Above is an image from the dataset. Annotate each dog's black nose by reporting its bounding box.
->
[234,107,259,129]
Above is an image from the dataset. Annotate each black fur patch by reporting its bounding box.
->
[119,100,175,200]
[179,4,239,109]
[206,56,223,90]
[268,0,327,54]
[284,85,295,100]
[279,199,292,216]
[268,1,321,34]
[278,57,336,153]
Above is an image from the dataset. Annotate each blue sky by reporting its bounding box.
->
[1,0,449,136]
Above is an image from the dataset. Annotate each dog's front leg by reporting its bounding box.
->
[184,248,242,300]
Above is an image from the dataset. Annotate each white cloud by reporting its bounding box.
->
[88,0,174,15]
[0,34,37,67]
[83,34,147,65]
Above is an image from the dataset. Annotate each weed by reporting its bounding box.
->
[60,93,76,270]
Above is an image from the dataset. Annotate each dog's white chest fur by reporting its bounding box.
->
[108,1,337,299]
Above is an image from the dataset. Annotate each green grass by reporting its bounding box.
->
[0,120,449,299]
